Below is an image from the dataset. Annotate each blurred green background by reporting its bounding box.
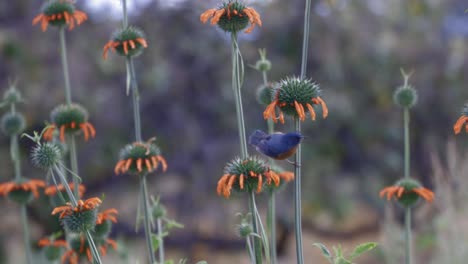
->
[0,0,467,263]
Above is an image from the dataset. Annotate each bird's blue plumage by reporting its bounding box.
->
[248,130,303,159]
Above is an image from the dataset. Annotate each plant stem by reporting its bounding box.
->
[20,205,33,264]
[69,135,80,197]
[157,218,165,263]
[300,0,312,80]
[404,108,410,179]
[294,118,304,264]
[141,176,156,264]
[405,207,412,264]
[249,191,262,264]
[86,230,103,264]
[231,32,248,158]
[262,71,268,86]
[129,58,142,142]
[59,27,72,105]
[403,107,412,264]
[267,192,276,264]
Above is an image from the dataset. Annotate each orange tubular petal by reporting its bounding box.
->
[59,125,66,142]
[123,41,129,55]
[211,9,226,25]
[114,160,125,174]
[63,12,70,24]
[124,159,132,172]
[102,42,112,60]
[80,124,89,141]
[86,248,92,262]
[239,174,245,190]
[87,123,96,138]
[263,101,278,123]
[256,175,263,193]
[145,159,153,172]
[396,186,405,198]
[32,14,43,25]
[129,39,136,49]
[41,17,48,32]
[151,156,159,170]
[317,97,328,118]
[135,38,148,48]
[38,238,51,247]
[157,156,168,172]
[454,116,467,134]
[217,174,230,195]
[224,175,237,198]
[294,101,305,121]
[306,103,316,121]
[200,9,217,23]
[107,239,118,249]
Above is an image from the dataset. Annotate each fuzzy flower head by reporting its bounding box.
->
[453,102,468,135]
[0,179,46,204]
[256,83,275,107]
[379,178,434,207]
[52,197,102,233]
[1,112,26,136]
[32,0,87,32]
[43,103,96,142]
[217,156,281,198]
[64,236,117,264]
[264,77,328,123]
[114,138,168,176]
[200,0,262,33]
[103,26,148,60]
[94,208,118,239]
[31,142,62,169]
[38,237,68,261]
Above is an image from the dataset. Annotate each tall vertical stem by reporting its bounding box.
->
[249,191,262,264]
[20,205,33,264]
[300,0,312,80]
[69,135,80,197]
[129,58,142,142]
[294,118,304,264]
[231,33,248,158]
[157,218,165,263]
[141,176,156,264]
[403,108,411,264]
[59,27,72,105]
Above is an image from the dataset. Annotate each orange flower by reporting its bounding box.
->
[0,179,46,198]
[52,197,102,219]
[200,1,262,33]
[38,237,68,248]
[32,0,87,32]
[45,183,86,197]
[114,140,168,175]
[217,169,280,198]
[380,185,434,203]
[102,38,148,60]
[43,122,96,142]
[96,208,118,225]
[264,96,328,124]
[62,236,117,263]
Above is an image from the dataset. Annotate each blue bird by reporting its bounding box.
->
[248,130,303,160]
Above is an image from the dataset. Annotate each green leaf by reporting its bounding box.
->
[335,257,352,264]
[349,242,377,260]
[313,243,333,263]
[151,234,160,251]
[165,219,184,230]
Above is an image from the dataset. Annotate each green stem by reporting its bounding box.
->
[157,218,165,263]
[59,27,72,105]
[231,33,248,159]
[405,207,412,264]
[300,0,312,80]
[141,176,156,264]
[86,230,103,264]
[249,191,262,264]
[69,135,80,197]
[404,109,410,179]
[11,136,21,181]
[122,0,128,28]
[294,118,304,264]
[129,57,142,142]
[20,205,33,264]
[267,192,277,264]
[262,71,268,86]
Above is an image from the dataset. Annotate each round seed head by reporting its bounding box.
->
[393,85,418,108]
[255,59,271,72]
[31,142,62,170]
[1,112,26,135]
[3,86,23,104]
[111,27,147,58]
[395,178,422,207]
[237,221,252,238]
[256,83,275,107]
[275,77,322,117]
[217,2,250,33]
[41,0,75,27]
[51,103,88,133]
[62,209,98,233]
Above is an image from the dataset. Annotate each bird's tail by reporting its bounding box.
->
[248,130,268,147]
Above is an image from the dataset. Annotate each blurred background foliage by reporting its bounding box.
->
[0,0,467,263]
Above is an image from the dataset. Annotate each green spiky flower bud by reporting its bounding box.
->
[256,83,275,107]
[1,112,26,135]
[393,85,418,108]
[31,142,62,170]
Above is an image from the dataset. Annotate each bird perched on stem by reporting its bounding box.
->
[249,130,303,161]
